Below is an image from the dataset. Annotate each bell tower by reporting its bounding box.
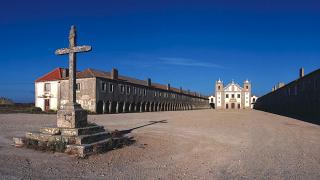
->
[215,79,224,109]
[243,79,251,109]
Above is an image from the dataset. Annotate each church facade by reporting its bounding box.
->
[209,79,257,109]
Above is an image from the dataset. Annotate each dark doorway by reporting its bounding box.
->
[97,101,103,114]
[210,103,215,109]
[238,104,240,109]
[44,99,50,111]
[231,103,235,109]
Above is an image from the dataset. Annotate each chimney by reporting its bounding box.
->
[147,78,151,87]
[111,68,118,80]
[167,83,170,91]
[299,67,304,78]
[61,68,68,78]
[278,82,285,89]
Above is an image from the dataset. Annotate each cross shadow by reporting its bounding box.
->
[112,119,168,136]
[107,120,168,151]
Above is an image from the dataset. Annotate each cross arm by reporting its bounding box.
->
[55,45,92,55]
[55,48,70,55]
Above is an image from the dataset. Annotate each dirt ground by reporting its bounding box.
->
[0,109,319,179]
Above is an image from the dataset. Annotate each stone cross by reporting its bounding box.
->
[55,25,92,105]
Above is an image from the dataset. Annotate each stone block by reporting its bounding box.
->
[40,127,61,135]
[12,137,25,147]
[60,125,105,136]
[57,104,87,128]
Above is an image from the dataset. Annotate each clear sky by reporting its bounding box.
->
[0,0,319,102]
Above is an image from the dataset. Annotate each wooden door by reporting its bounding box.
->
[45,99,50,111]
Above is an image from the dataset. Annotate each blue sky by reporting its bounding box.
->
[0,0,319,102]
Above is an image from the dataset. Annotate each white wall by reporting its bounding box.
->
[35,81,59,111]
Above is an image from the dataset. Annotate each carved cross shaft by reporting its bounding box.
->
[55,25,92,104]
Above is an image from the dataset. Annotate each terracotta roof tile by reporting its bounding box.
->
[35,68,66,82]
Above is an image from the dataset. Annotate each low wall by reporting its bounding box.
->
[254,68,320,124]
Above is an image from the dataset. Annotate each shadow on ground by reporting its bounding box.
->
[107,119,168,152]
[256,109,320,126]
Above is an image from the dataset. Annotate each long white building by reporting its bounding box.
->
[209,79,258,109]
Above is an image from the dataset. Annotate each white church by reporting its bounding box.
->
[209,79,258,109]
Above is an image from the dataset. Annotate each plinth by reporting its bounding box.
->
[15,104,111,157]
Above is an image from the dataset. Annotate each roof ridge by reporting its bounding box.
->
[35,67,62,82]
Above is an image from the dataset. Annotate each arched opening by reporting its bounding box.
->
[104,101,110,113]
[118,102,124,113]
[154,103,158,111]
[96,101,103,114]
[124,102,130,112]
[141,102,146,112]
[136,102,141,112]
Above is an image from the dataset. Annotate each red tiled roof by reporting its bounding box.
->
[35,68,68,82]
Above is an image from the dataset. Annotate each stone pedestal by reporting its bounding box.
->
[14,103,112,157]
[57,103,87,128]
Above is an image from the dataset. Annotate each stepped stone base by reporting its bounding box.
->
[14,124,112,157]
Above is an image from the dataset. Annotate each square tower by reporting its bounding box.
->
[243,80,251,109]
[215,79,224,109]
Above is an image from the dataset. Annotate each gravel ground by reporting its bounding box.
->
[0,109,319,179]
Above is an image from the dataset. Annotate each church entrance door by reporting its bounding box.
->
[44,99,50,111]
[231,103,235,109]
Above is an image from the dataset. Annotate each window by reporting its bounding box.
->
[144,89,147,96]
[101,82,107,92]
[44,83,51,92]
[237,94,240,98]
[226,94,229,98]
[120,84,124,93]
[76,83,81,91]
[159,92,162,97]
[231,94,235,98]
[154,91,157,97]
[246,85,249,89]
[139,88,143,96]
[253,98,256,103]
[126,85,130,94]
[218,86,221,90]
[134,87,137,94]
[109,83,114,92]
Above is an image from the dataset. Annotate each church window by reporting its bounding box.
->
[144,89,147,96]
[109,83,114,92]
[44,83,51,92]
[226,94,229,98]
[76,83,81,91]
[237,94,240,98]
[218,86,220,90]
[232,94,235,98]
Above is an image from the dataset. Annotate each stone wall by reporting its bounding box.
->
[254,68,320,124]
